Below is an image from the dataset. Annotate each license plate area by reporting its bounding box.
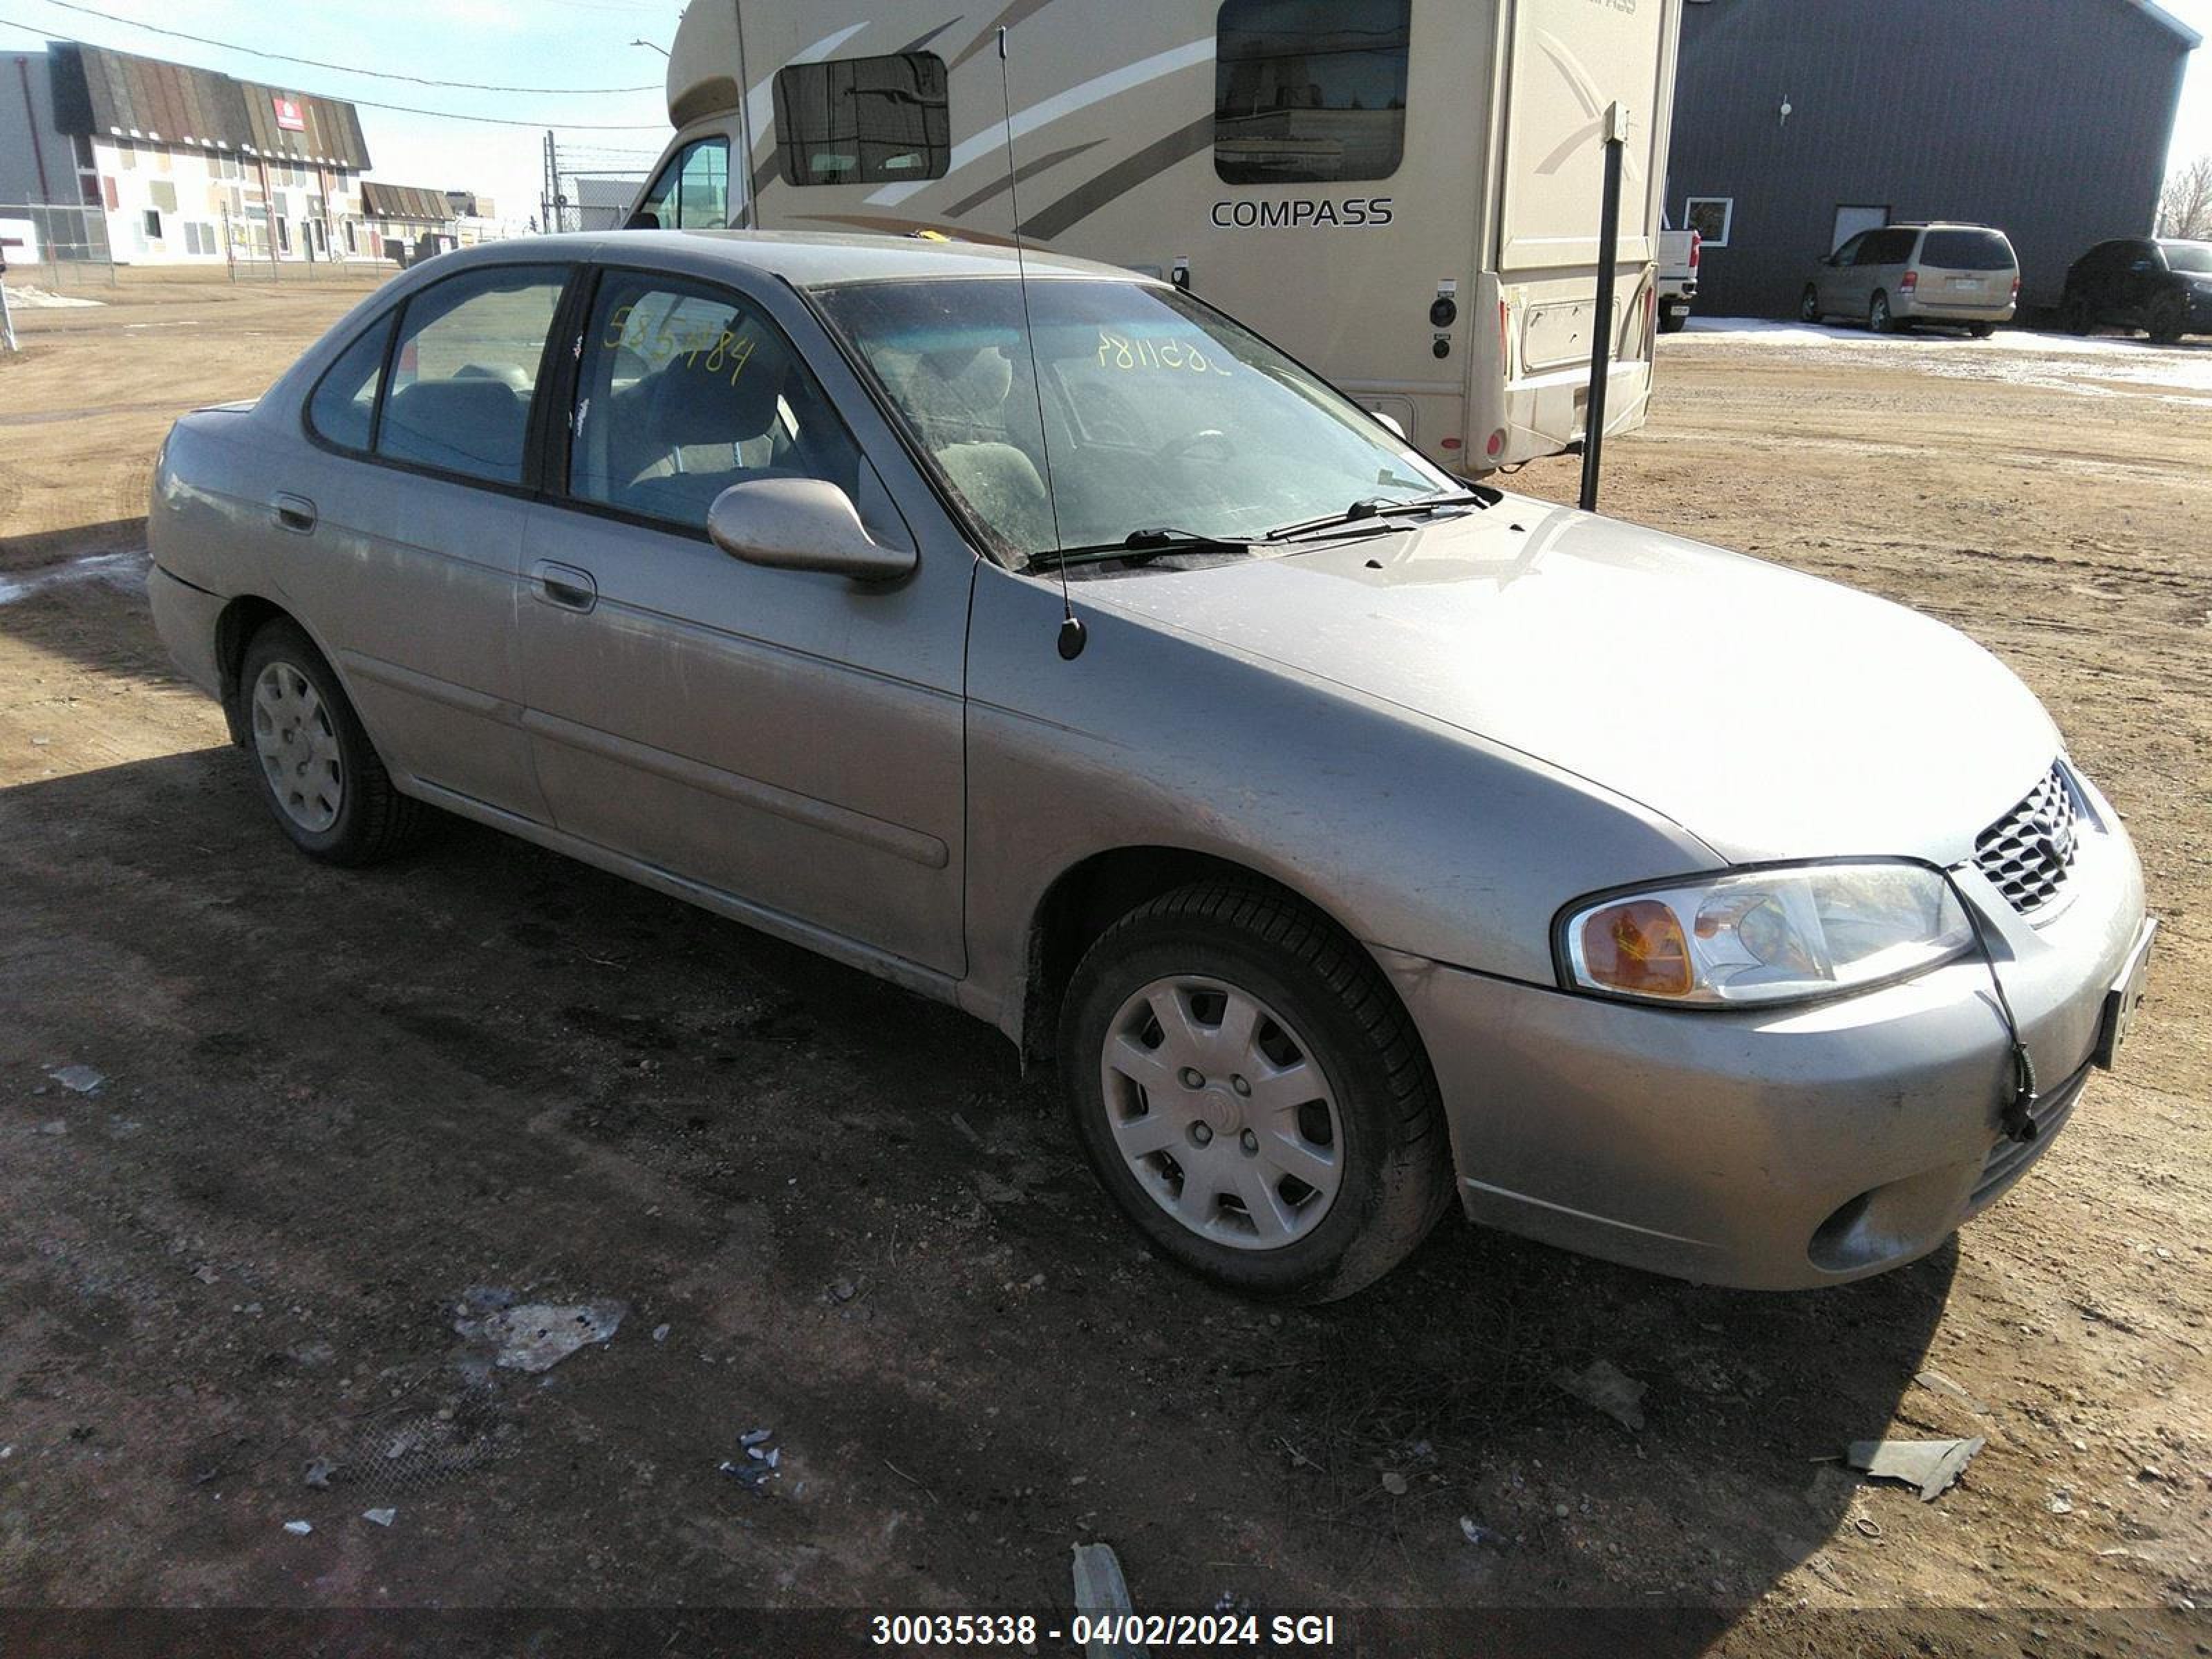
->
[2094,917,2157,1069]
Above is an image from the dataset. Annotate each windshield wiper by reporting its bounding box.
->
[1265,487,1501,543]
[1027,527,1258,572]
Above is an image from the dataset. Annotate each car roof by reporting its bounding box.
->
[460,228,1151,288]
[1886,222,2007,234]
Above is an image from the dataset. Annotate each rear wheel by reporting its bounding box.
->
[2065,294,2096,335]
[2148,292,2188,345]
[1868,291,1895,334]
[1799,286,1822,324]
[239,619,426,865]
[1658,303,1689,335]
[1967,322,1996,339]
[1059,881,1453,1303]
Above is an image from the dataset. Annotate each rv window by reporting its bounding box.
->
[1215,0,1411,186]
[774,53,950,187]
[636,138,731,230]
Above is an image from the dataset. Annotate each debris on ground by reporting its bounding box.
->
[46,1065,105,1094]
[2046,1488,2074,1515]
[282,1520,312,1536]
[1846,1436,1985,1502]
[1380,1470,1409,1496]
[829,1277,858,1303]
[1913,1367,1991,1416]
[453,1291,627,1374]
[652,1324,671,1344]
[362,1508,396,1528]
[1070,1541,1143,1659]
[302,1458,332,1490]
[720,1427,784,1494]
[1555,1359,1648,1430]
[1459,1516,1506,1549]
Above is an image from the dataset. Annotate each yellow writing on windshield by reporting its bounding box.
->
[1095,330,1232,377]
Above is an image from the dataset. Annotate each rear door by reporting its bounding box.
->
[1916,227,2014,310]
[287,262,572,823]
[515,264,971,975]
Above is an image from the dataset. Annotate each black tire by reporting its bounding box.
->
[1658,304,1689,335]
[2065,294,2095,336]
[238,618,427,866]
[2148,292,2187,345]
[1058,880,1454,1304]
[1799,286,1822,324]
[1967,322,1996,339]
[1868,291,1895,334]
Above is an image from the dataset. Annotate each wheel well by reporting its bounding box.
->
[1020,847,1361,1066]
[212,595,290,744]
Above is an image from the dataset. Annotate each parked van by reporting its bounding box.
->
[627,0,1685,471]
[1799,223,2019,337]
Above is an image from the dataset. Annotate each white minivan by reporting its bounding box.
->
[1801,223,2020,337]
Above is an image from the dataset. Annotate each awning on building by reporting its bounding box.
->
[46,43,372,171]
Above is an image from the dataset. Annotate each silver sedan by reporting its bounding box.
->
[147,232,2155,1301]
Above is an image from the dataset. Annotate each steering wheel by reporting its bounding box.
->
[1154,427,1237,466]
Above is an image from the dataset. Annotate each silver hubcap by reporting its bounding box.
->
[252,662,343,834]
[1099,975,1342,1252]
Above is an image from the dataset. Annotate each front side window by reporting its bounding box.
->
[569,273,860,532]
[2160,241,2212,275]
[814,276,1453,561]
[774,53,949,186]
[376,265,566,485]
[1215,0,1410,185]
[635,137,731,230]
[1830,232,1867,267]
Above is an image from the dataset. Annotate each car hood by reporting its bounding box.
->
[1082,498,2059,865]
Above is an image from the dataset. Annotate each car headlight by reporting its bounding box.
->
[1558,861,1973,1007]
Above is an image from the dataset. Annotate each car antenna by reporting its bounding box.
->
[997,26,1084,662]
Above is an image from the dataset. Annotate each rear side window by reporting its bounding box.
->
[1859,228,1919,265]
[635,137,730,229]
[377,266,567,486]
[775,54,949,186]
[1215,0,1411,185]
[306,316,395,453]
[1920,229,2014,271]
[568,273,861,533]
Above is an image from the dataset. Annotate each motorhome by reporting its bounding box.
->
[629,0,1683,471]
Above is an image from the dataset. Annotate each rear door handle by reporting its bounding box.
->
[531,559,598,614]
[272,494,318,534]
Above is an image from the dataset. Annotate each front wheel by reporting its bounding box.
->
[1059,882,1453,1303]
[1868,291,1896,334]
[239,619,427,865]
[1799,286,1822,324]
[2148,292,2188,345]
[2065,295,2095,335]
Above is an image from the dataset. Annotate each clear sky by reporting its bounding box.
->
[2,0,2209,227]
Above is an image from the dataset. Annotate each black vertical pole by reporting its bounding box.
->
[1580,102,1627,513]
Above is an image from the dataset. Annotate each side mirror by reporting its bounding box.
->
[1371,410,1408,440]
[626,209,660,232]
[707,477,917,583]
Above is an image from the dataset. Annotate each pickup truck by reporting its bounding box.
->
[1659,227,1700,334]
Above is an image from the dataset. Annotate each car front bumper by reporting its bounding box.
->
[1380,804,2147,1290]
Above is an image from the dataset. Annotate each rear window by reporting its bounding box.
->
[1919,230,2014,271]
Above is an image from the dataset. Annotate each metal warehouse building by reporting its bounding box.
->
[1665,0,2201,318]
[2,42,377,265]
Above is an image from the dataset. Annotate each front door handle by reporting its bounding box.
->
[531,559,598,613]
[272,494,318,534]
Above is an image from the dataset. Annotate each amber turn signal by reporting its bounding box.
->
[1580,899,1694,997]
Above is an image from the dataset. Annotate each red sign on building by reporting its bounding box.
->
[273,95,306,133]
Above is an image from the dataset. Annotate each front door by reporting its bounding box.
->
[516,268,971,976]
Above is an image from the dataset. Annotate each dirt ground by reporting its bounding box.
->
[1,279,2206,1654]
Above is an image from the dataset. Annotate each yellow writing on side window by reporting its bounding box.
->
[603,303,759,387]
[1094,330,1233,377]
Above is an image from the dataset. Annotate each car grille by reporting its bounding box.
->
[1974,763,2080,919]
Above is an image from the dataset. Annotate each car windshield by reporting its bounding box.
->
[811,276,1456,563]
[2159,241,2212,274]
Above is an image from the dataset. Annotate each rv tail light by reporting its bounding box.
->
[1485,429,1505,458]
[1900,270,1918,293]
[1689,229,1701,270]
